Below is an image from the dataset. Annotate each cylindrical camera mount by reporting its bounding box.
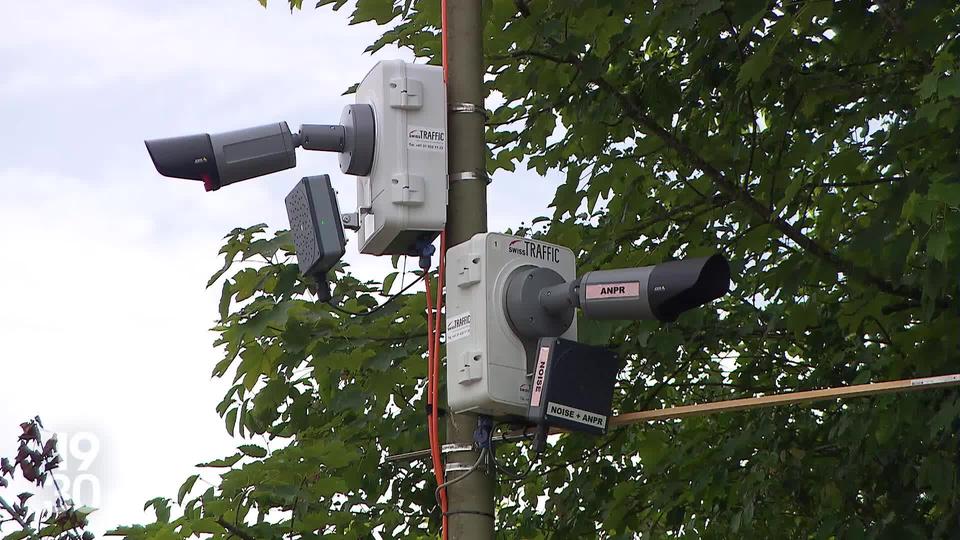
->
[505,266,576,340]
[298,124,345,152]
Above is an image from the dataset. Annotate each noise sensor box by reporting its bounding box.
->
[527,337,619,450]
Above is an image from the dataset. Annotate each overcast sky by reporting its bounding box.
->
[0,0,558,534]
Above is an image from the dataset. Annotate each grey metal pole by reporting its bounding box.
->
[443,0,494,538]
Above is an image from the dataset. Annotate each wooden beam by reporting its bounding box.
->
[610,373,960,427]
[382,373,960,463]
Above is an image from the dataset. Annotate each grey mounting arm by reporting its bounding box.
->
[145,105,376,191]
[296,124,345,152]
[298,104,376,177]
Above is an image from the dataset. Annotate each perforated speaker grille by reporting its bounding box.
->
[285,180,319,275]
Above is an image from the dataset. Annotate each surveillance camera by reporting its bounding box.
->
[511,253,730,339]
[145,122,298,191]
[577,254,730,322]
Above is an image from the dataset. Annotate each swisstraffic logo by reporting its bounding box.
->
[408,128,445,142]
[407,126,446,153]
[507,239,562,263]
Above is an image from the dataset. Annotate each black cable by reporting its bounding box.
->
[326,272,426,317]
[490,422,540,481]
[435,448,488,506]
[494,454,537,481]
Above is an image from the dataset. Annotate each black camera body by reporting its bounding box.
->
[145,122,298,191]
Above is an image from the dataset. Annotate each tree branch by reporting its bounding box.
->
[216,517,256,540]
[0,495,30,530]
[588,76,928,303]
[506,48,940,305]
[821,175,908,188]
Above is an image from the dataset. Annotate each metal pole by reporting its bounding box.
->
[443,0,494,538]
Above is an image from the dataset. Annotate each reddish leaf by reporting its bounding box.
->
[20,459,37,482]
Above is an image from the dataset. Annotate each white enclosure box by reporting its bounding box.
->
[355,60,448,255]
[446,233,578,418]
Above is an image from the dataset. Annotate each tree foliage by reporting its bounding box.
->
[118,1,960,538]
[1,418,94,540]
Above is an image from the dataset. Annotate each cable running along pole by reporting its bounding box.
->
[441,0,495,538]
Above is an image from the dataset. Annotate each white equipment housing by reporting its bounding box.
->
[355,60,448,255]
[446,233,578,418]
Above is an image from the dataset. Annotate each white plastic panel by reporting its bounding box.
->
[355,60,448,255]
[446,233,578,418]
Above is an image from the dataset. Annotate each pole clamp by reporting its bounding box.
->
[441,443,474,455]
[449,170,491,185]
[448,102,488,119]
[445,461,474,473]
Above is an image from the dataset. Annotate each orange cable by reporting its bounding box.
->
[441,4,449,82]
[425,269,447,538]
[434,232,448,538]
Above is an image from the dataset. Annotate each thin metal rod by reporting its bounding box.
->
[611,373,960,426]
[383,373,960,463]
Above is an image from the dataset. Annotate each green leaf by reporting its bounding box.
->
[238,444,268,458]
[928,182,960,207]
[927,230,950,262]
[737,40,775,88]
[197,453,243,468]
[143,497,171,523]
[225,408,238,437]
[219,279,232,321]
[938,73,960,99]
[177,474,200,505]
[381,271,398,295]
[636,430,670,467]
[351,0,397,24]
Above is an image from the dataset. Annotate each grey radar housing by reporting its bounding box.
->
[285,175,347,302]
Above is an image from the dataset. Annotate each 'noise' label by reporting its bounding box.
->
[530,346,551,407]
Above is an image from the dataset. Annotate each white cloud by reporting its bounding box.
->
[0,167,241,532]
[0,1,394,99]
